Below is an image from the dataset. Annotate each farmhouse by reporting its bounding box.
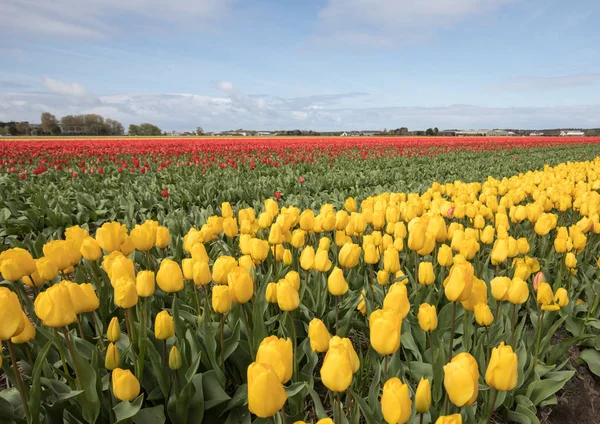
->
[560,130,585,136]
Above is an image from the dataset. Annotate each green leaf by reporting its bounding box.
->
[29,341,53,424]
[525,370,575,406]
[186,374,205,424]
[77,347,102,423]
[132,405,166,424]
[202,370,231,410]
[285,382,306,397]
[114,395,144,423]
[580,349,600,376]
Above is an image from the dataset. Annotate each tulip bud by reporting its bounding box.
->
[96,222,127,253]
[130,223,155,251]
[247,362,288,418]
[381,377,412,424]
[537,282,554,305]
[415,377,432,414]
[444,261,474,302]
[221,202,234,218]
[300,246,315,270]
[320,344,353,392]
[155,310,175,340]
[554,288,569,307]
[314,249,332,272]
[169,345,182,370]
[377,270,390,286]
[212,285,232,313]
[565,252,577,269]
[112,368,141,401]
[308,318,331,353]
[193,261,212,287]
[155,226,170,248]
[507,277,529,305]
[485,342,518,391]
[113,277,138,309]
[383,247,400,274]
[107,317,121,342]
[105,342,120,370]
[283,249,293,266]
[438,244,453,267]
[327,267,349,296]
[251,239,270,263]
[417,303,438,332]
[256,336,293,384]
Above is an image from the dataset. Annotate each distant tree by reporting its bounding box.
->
[196,126,204,136]
[399,127,408,136]
[128,124,140,136]
[425,128,435,136]
[0,126,9,136]
[41,112,61,135]
[433,127,439,136]
[106,119,124,136]
[15,122,30,135]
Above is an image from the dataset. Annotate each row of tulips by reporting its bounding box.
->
[1,158,600,423]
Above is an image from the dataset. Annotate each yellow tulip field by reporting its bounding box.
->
[2,137,600,424]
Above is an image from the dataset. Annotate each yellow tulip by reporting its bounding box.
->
[80,237,103,261]
[182,258,196,280]
[507,277,529,305]
[265,282,278,303]
[113,277,138,309]
[221,202,234,218]
[383,247,401,274]
[415,377,432,414]
[34,284,77,328]
[474,303,494,326]
[491,276,511,302]
[329,336,360,372]
[491,239,508,265]
[228,266,254,304]
[344,197,357,213]
[223,217,238,238]
[284,271,300,292]
[377,270,390,286]
[156,259,184,293]
[417,303,438,332]
[443,352,480,407]
[135,271,155,297]
[383,283,410,319]
[112,368,140,401]
[96,222,127,253]
[119,235,135,256]
[308,318,331,353]
[154,310,175,340]
[11,312,35,344]
[363,244,380,265]
[320,344,353,392]
[485,342,518,391]
[130,222,155,251]
[461,277,487,312]
[0,288,24,340]
[369,308,402,355]
[517,237,529,255]
[300,246,315,270]
[256,336,293,384]
[104,342,120,370]
[250,239,270,263]
[212,256,238,285]
[418,261,435,286]
[155,226,170,248]
[291,229,306,249]
[381,377,412,424]
[276,280,299,311]
[537,282,554,305]
[565,252,577,269]
[438,244,453,267]
[247,362,288,418]
[534,213,557,236]
[554,288,569,307]
[444,260,474,302]
[169,346,182,370]
[435,414,463,424]
[212,285,232,313]
[327,267,349,296]
[314,249,332,272]
[107,317,121,342]
[339,243,361,269]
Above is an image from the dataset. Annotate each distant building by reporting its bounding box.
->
[530,132,544,136]
[256,131,273,136]
[560,130,585,136]
[340,132,348,136]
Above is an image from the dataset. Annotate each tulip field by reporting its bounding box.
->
[2,136,600,424]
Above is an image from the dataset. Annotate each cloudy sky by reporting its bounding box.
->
[1,0,599,131]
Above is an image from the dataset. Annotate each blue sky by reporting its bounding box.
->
[1,0,599,131]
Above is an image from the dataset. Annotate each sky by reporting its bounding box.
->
[1,0,599,131]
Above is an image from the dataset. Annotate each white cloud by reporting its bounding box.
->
[314,0,519,47]
[43,77,88,96]
[1,77,598,131]
[217,81,235,92]
[1,0,233,38]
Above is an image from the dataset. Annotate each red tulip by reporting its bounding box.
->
[162,189,169,198]
[274,191,281,200]
[298,176,305,183]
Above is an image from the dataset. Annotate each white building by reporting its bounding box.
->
[560,130,585,136]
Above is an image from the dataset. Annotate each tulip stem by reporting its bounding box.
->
[511,304,517,348]
[108,370,115,424]
[62,327,83,390]
[383,355,389,381]
[91,312,102,341]
[335,295,340,334]
[485,326,491,364]
[203,285,213,324]
[369,265,376,309]
[413,250,419,295]
[76,315,85,339]
[162,340,167,369]
[289,311,297,380]
[125,309,137,373]
[428,331,436,363]
[6,340,31,423]
[220,314,225,369]
[420,413,424,424]
[242,305,255,360]
[487,389,499,423]
[336,392,342,424]
[447,302,457,362]
[533,309,545,367]
[53,328,70,378]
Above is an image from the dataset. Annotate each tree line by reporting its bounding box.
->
[0,112,162,136]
